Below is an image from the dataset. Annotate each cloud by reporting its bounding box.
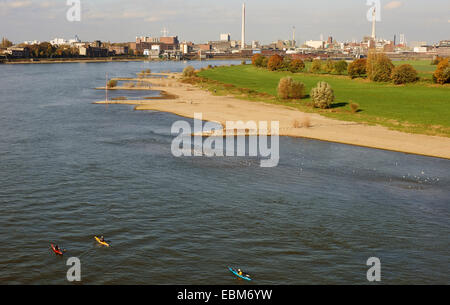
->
[384,1,403,10]
[0,0,32,9]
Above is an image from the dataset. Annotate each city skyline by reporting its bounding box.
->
[1,0,449,44]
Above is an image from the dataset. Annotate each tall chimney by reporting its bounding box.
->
[371,7,376,39]
[241,3,245,50]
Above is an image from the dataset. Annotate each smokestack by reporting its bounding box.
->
[371,7,376,39]
[241,3,245,50]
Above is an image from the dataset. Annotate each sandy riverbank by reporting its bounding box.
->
[94,73,450,159]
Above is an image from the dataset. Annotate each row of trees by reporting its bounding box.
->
[252,52,450,85]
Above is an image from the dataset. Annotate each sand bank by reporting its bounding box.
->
[94,74,450,159]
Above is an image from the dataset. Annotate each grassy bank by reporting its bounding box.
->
[197,64,450,137]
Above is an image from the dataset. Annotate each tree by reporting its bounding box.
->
[289,59,305,73]
[334,60,348,75]
[310,81,334,109]
[310,59,322,73]
[348,58,367,78]
[323,59,335,73]
[1,37,13,48]
[277,77,305,99]
[252,54,264,67]
[366,51,394,82]
[433,58,450,84]
[391,64,419,84]
[267,54,284,71]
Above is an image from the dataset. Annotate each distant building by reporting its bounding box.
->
[305,40,325,49]
[79,46,108,57]
[108,45,129,55]
[220,33,231,42]
[5,46,30,58]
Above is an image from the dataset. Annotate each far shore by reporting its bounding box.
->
[2,57,248,65]
[93,73,450,160]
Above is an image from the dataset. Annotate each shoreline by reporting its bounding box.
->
[3,58,248,65]
[94,73,450,160]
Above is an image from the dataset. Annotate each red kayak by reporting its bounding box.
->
[51,244,63,256]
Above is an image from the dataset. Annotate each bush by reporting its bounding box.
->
[107,79,117,88]
[334,60,348,75]
[323,59,335,73]
[251,54,263,66]
[391,64,419,84]
[289,59,305,73]
[348,58,367,78]
[241,60,247,65]
[182,65,196,77]
[261,57,269,68]
[277,77,305,99]
[433,58,450,84]
[367,51,394,82]
[310,81,334,109]
[310,59,322,73]
[349,102,360,113]
[267,54,284,71]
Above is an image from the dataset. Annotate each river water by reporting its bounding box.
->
[0,60,448,284]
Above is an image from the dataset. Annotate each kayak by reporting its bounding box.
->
[51,244,63,256]
[94,236,110,247]
[228,267,252,281]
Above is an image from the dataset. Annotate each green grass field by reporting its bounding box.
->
[197,63,450,137]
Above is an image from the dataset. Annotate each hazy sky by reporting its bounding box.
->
[1,0,449,44]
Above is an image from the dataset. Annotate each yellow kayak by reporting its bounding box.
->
[94,236,110,247]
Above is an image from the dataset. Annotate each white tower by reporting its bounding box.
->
[371,7,376,39]
[241,3,246,50]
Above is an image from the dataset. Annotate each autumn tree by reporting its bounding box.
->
[348,58,367,78]
[433,58,450,84]
[366,51,394,82]
[267,54,284,71]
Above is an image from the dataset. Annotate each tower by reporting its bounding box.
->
[371,7,376,39]
[292,26,296,47]
[241,3,245,50]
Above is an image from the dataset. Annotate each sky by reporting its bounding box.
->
[1,0,449,44]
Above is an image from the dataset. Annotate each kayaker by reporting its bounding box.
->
[54,245,60,252]
[238,269,243,276]
[100,236,105,242]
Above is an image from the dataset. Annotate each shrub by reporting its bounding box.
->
[348,58,367,78]
[334,60,348,75]
[182,65,196,77]
[323,59,335,73]
[277,77,305,99]
[310,59,322,73]
[281,56,292,71]
[267,54,284,71]
[107,79,117,88]
[433,58,450,84]
[349,102,360,113]
[261,57,269,68]
[310,81,334,109]
[289,59,305,73]
[251,54,263,66]
[367,51,394,82]
[241,60,247,65]
[391,64,419,84]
